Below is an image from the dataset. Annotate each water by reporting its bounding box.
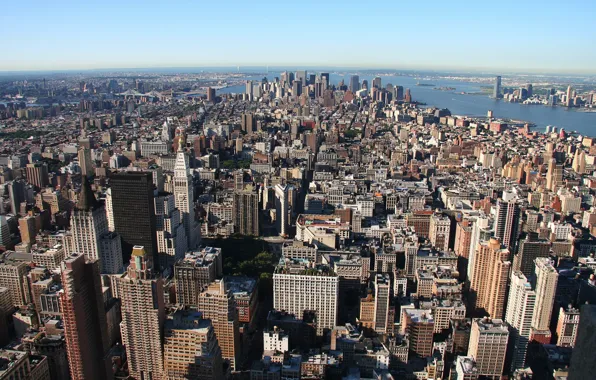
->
[220,73,596,137]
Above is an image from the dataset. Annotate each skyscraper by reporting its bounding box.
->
[505,271,535,371]
[469,238,510,319]
[295,70,307,86]
[569,305,596,379]
[372,76,382,89]
[513,233,550,278]
[71,177,123,274]
[78,148,94,177]
[241,112,254,134]
[163,309,223,379]
[566,85,573,107]
[493,76,502,99]
[232,187,260,236]
[274,184,289,237]
[273,259,339,336]
[174,247,222,306]
[546,158,563,192]
[26,163,49,190]
[320,73,330,88]
[494,197,521,252]
[349,75,360,93]
[197,279,240,370]
[429,213,451,252]
[373,273,391,334]
[468,318,509,379]
[110,172,158,265]
[154,193,187,269]
[532,258,558,333]
[118,246,165,379]
[173,135,199,250]
[59,254,112,380]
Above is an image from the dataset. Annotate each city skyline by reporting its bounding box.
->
[2,0,596,73]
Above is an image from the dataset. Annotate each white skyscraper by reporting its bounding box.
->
[532,258,558,332]
[105,188,115,232]
[274,184,289,237]
[273,259,338,336]
[505,271,536,371]
[467,215,492,281]
[174,134,199,249]
[154,193,187,269]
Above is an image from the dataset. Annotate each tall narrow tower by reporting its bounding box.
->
[118,246,165,379]
[59,254,112,380]
[174,134,198,249]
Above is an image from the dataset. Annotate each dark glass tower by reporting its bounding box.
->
[110,172,158,266]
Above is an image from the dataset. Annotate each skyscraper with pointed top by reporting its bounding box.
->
[174,133,199,250]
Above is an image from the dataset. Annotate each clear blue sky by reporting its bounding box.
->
[1,0,595,73]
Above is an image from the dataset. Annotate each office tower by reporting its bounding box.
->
[245,80,253,97]
[110,172,157,265]
[0,215,10,248]
[241,112,254,134]
[163,309,223,380]
[235,137,243,155]
[493,76,502,98]
[78,148,94,176]
[349,75,360,93]
[401,307,435,357]
[526,84,533,97]
[154,193,187,269]
[105,188,115,231]
[532,258,558,332]
[429,213,451,252]
[569,305,596,379]
[274,184,289,237]
[372,76,382,89]
[394,85,404,101]
[25,163,49,190]
[99,232,123,274]
[468,318,509,379]
[232,187,260,236]
[59,254,111,380]
[513,233,550,278]
[118,246,165,379]
[71,178,106,261]
[320,72,330,88]
[566,85,573,107]
[174,247,222,306]
[494,197,520,252]
[296,70,307,86]
[546,158,563,192]
[206,87,216,102]
[273,260,339,336]
[505,271,535,371]
[292,80,302,97]
[469,238,510,319]
[373,273,391,334]
[404,88,412,103]
[197,279,240,370]
[468,216,492,282]
[174,136,198,250]
[8,180,26,216]
[0,253,30,307]
[556,305,580,347]
[18,215,37,245]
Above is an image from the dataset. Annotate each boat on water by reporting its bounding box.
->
[416,82,435,87]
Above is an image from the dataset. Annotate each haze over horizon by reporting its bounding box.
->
[2,0,595,74]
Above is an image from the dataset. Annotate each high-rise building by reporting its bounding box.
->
[241,113,254,134]
[18,215,37,246]
[245,80,253,98]
[320,73,330,88]
[273,259,339,336]
[105,188,115,232]
[110,172,158,265]
[296,70,307,86]
[197,279,240,370]
[373,273,391,334]
[274,184,289,237]
[163,309,223,380]
[71,178,123,274]
[493,76,502,99]
[59,254,112,380]
[556,305,580,347]
[206,87,216,102]
[173,136,199,250]
[8,179,26,216]
[174,247,222,306]
[154,193,187,269]
[546,158,563,192]
[566,85,573,107]
[532,258,558,332]
[429,213,451,252]
[118,246,165,379]
[505,271,535,371]
[232,187,260,236]
[78,148,94,177]
[569,305,596,379]
[0,252,31,307]
[494,197,521,252]
[26,163,49,190]
[349,75,360,93]
[513,233,550,278]
[469,238,510,319]
[468,318,509,379]
[372,76,382,89]
[467,215,493,281]
[401,307,435,358]
[0,215,11,248]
